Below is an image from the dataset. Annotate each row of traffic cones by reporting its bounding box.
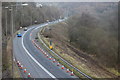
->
[16,60,31,78]
[32,40,75,76]
[32,40,46,55]
[48,56,74,76]
[61,65,74,76]
[40,48,75,76]
[32,40,39,48]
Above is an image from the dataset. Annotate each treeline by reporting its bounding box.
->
[2,2,64,77]
[66,3,118,68]
[2,2,63,37]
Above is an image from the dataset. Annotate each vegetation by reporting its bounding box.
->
[2,2,63,37]
[67,3,118,68]
[2,2,64,78]
[38,32,89,79]
[2,2,119,78]
[41,2,119,78]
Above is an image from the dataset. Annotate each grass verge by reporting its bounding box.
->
[37,28,91,79]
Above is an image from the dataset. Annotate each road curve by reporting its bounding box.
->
[13,20,79,79]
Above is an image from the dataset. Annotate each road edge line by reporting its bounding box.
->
[21,27,56,78]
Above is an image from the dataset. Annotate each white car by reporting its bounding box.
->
[24,27,27,31]
[20,27,22,29]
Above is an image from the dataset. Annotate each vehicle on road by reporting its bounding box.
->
[24,27,27,31]
[17,32,22,37]
[20,27,22,29]
[17,32,20,35]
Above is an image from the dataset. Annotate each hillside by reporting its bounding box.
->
[41,2,119,78]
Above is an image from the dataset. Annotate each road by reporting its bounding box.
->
[13,20,79,79]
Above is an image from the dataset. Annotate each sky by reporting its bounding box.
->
[1,0,119,2]
[34,0,119,2]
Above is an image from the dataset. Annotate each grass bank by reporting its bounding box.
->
[37,27,92,79]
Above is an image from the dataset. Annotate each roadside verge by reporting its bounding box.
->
[37,26,93,80]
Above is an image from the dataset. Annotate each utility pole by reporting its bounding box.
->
[5,8,8,37]
[9,3,28,78]
[0,2,2,79]
[39,3,43,23]
[31,10,32,25]
[11,7,14,77]
[21,2,22,26]
[5,7,8,38]
[29,4,32,25]
[9,6,14,77]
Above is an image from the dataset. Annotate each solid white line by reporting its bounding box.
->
[21,27,56,78]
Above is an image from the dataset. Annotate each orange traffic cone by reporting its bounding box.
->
[24,69,27,73]
[46,55,49,58]
[28,73,31,78]
[71,71,74,76]
[57,63,60,66]
[53,59,56,63]
[44,53,47,55]
[41,49,44,53]
[38,47,41,50]
[66,69,70,73]
[49,57,52,60]
[42,50,44,53]
[61,66,65,69]
[39,48,42,51]
[20,65,23,69]
[18,63,21,67]
[17,61,20,65]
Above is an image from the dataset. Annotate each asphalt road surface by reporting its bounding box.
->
[13,20,79,79]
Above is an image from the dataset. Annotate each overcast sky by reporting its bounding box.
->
[1,0,119,2]
[34,0,119,2]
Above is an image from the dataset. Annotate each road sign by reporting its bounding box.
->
[50,40,52,45]
[50,45,53,50]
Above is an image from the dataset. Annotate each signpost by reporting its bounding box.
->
[49,40,53,50]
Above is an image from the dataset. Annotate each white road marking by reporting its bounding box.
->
[21,27,56,78]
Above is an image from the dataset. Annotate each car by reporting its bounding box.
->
[17,32,20,35]
[17,33,22,37]
[24,27,27,31]
[20,27,22,29]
